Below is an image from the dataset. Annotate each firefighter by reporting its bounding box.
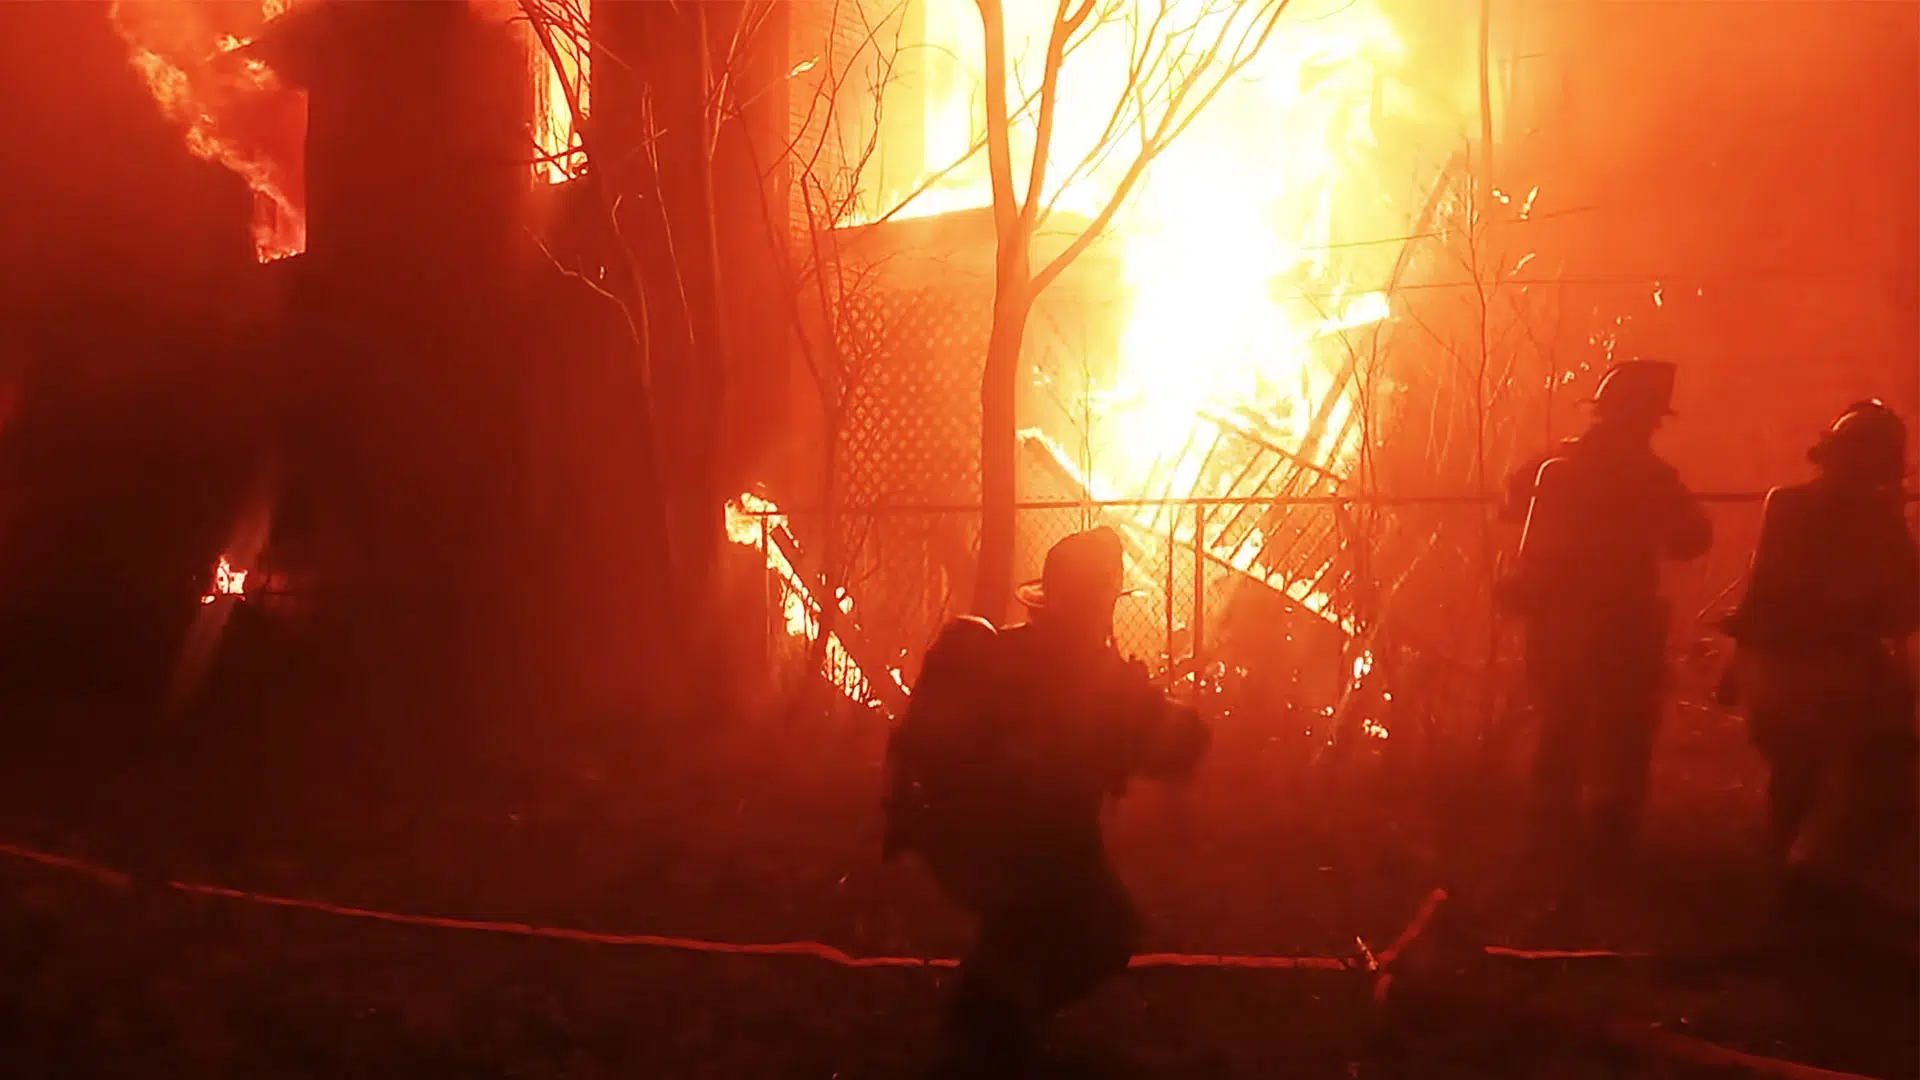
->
[884,527,1211,1076]
[1498,360,1713,856]
[1722,400,1918,939]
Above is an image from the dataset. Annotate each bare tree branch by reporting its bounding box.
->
[1015,0,1086,234]
[976,0,1021,251]
[1030,1,1292,298]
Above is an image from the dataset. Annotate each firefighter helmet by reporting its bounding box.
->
[1585,360,1678,423]
[1014,526,1132,612]
[1808,399,1908,484]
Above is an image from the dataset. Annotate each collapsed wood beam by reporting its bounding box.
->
[758,517,909,716]
[1017,434,1351,636]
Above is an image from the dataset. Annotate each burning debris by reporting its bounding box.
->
[1020,433,1358,639]
[200,554,249,605]
[724,494,908,712]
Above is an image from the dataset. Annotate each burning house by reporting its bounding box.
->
[105,0,1492,717]
[759,0,1482,708]
[106,2,664,710]
[85,0,1914,728]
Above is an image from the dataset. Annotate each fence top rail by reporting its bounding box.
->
[732,491,1914,517]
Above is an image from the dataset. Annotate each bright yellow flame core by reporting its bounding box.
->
[899,1,1407,504]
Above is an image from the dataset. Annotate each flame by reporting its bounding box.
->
[884,3,1462,579]
[529,0,591,184]
[861,1,1469,637]
[725,494,899,704]
[200,554,249,605]
[110,1,309,262]
[115,0,594,258]
[1099,18,1399,503]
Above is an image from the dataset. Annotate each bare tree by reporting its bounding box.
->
[519,0,1012,700]
[746,0,1063,697]
[747,0,908,696]
[519,0,819,654]
[518,0,679,589]
[968,0,1294,620]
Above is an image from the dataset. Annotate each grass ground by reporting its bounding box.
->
[0,669,1912,1079]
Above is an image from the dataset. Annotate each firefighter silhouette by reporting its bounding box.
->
[1723,399,1918,938]
[1499,360,1712,854]
[884,526,1210,1076]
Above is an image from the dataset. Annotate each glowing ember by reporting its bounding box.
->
[725,494,898,704]
[201,555,249,605]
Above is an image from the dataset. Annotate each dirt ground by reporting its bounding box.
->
[0,672,1913,1080]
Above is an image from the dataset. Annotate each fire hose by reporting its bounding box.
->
[0,839,1414,972]
[0,839,1886,1080]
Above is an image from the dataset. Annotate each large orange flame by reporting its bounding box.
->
[109,1,308,262]
[888,0,1425,512]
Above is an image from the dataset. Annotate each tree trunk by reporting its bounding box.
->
[972,285,1031,623]
[600,3,728,615]
[970,0,1028,626]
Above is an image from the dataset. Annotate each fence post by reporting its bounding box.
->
[760,514,772,672]
[1164,508,1176,677]
[1192,502,1205,694]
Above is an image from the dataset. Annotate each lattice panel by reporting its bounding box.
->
[786,229,998,681]
[835,281,990,509]
[784,213,1129,682]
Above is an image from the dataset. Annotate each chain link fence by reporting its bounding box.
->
[732,492,1850,727]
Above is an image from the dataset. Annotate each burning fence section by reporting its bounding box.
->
[1015,435,1390,734]
[725,484,1401,740]
[724,495,908,712]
